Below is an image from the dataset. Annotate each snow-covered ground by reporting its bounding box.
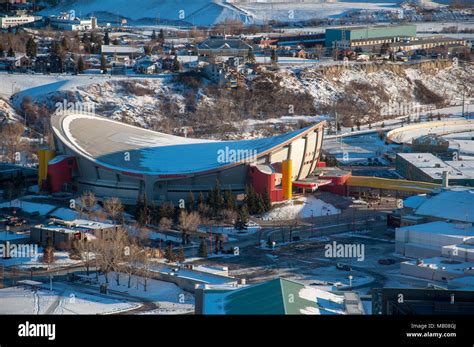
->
[0,285,140,314]
[0,249,84,269]
[198,221,261,235]
[0,199,56,215]
[261,195,340,221]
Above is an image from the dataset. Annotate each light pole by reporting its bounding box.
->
[348,274,353,291]
[310,210,314,239]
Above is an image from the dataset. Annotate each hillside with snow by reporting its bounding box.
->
[39,0,254,26]
[9,61,472,140]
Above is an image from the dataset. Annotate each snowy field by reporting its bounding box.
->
[261,195,340,221]
[0,248,86,270]
[93,272,194,305]
[0,285,140,314]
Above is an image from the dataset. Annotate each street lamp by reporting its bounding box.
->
[348,274,353,291]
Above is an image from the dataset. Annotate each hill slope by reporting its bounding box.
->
[39,0,253,26]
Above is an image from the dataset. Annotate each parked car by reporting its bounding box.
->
[378,258,397,265]
[336,263,352,271]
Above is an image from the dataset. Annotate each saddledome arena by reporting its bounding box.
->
[46,112,326,204]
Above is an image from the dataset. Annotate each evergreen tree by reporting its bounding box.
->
[177,247,185,263]
[187,191,195,212]
[76,56,85,73]
[104,31,110,45]
[245,185,257,214]
[81,32,90,44]
[255,194,265,215]
[271,49,278,63]
[164,243,175,262]
[158,29,165,43]
[223,190,236,211]
[151,30,157,40]
[100,54,107,74]
[172,55,180,71]
[197,192,205,207]
[262,188,272,212]
[26,37,37,58]
[7,47,14,57]
[198,238,208,258]
[234,205,249,231]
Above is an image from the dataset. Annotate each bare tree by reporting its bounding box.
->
[178,210,201,245]
[123,243,140,288]
[104,197,124,224]
[159,217,172,231]
[79,191,97,219]
[0,123,25,163]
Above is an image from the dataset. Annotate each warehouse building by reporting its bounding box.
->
[395,221,474,259]
[325,24,416,48]
[396,153,474,186]
[48,112,326,205]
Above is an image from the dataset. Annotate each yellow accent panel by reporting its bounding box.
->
[346,176,440,193]
[282,159,293,200]
[38,149,55,188]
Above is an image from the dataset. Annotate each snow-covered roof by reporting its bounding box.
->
[197,38,252,51]
[403,194,428,209]
[403,257,474,273]
[415,188,474,223]
[397,153,474,181]
[52,112,325,177]
[397,221,474,237]
[101,45,144,55]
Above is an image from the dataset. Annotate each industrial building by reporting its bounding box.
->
[372,287,474,315]
[396,153,474,186]
[395,221,474,259]
[325,24,417,48]
[400,257,474,282]
[47,112,326,205]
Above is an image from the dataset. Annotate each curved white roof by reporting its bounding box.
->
[52,112,325,177]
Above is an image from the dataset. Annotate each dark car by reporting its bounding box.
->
[378,258,397,265]
[336,263,352,271]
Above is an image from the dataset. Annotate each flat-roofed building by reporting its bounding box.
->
[396,153,474,186]
[0,14,35,28]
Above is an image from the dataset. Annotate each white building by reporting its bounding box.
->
[0,14,36,28]
[401,257,474,281]
[396,221,474,258]
[49,12,97,31]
